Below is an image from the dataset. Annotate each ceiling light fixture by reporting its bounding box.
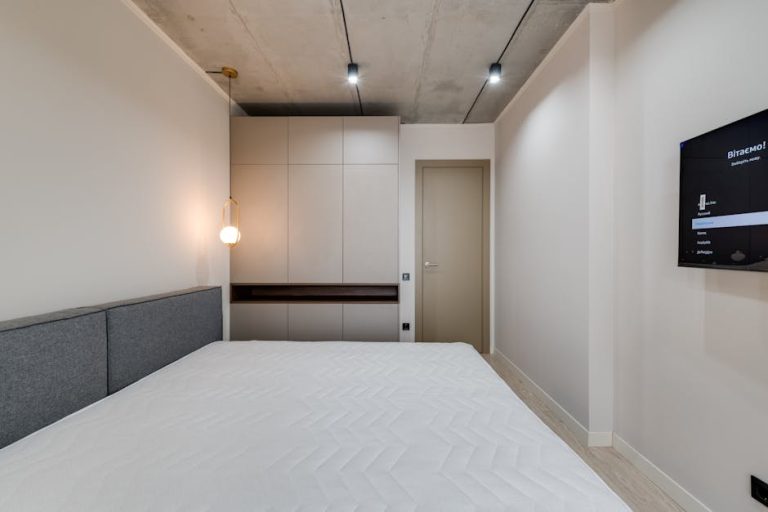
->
[347,63,359,85]
[339,0,363,113]
[489,63,502,84]
[463,0,534,123]
[206,66,242,247]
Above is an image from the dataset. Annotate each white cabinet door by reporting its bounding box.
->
[343,304,399,341]
[288,165,343,282]
[288,304,343,341]
[343,164,398,283]
[231,304,288,341]
[231,117,288,165]
[288,117,343,164]
[231,165,288,283]
[343,117,399,164]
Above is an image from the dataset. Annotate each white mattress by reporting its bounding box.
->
[0,341,629,511]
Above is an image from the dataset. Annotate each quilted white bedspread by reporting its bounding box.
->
[0,341,629,511]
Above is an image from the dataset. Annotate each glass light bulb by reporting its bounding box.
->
[219,225,241,245]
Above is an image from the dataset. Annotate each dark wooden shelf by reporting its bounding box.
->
[231,284,399,303]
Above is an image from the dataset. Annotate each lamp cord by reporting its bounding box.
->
[228,74,232,200]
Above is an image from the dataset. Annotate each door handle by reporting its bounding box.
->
[424,261,439,268]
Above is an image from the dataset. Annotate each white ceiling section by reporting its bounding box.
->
[133,0,609,123]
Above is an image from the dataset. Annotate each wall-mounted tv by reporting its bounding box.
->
[679,109,768,271]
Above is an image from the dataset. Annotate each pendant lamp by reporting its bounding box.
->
[215,66,241,247]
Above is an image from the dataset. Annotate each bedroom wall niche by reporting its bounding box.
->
[230,116,400,341]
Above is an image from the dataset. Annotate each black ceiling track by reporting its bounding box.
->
[462,0,537,124]
[339,0,364,115]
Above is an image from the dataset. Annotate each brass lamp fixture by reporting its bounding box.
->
[209,66,241,247]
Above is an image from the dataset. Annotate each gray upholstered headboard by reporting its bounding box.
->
[0,307,107,449]
[0,286,222,449]
[101,287,222,393]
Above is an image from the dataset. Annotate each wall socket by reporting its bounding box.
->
[402,322,410,331]
[752,475,768,508]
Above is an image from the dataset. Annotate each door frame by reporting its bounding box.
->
[415,160,491,353]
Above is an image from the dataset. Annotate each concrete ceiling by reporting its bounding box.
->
[133,0,608,123]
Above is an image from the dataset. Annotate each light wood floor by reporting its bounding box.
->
[484,353,685,512]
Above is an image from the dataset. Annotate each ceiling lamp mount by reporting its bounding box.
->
[220,66,238,79]
[489,63,502,84]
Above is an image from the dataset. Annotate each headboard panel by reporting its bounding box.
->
[0,286,223,450]
[101,287,222,393]
[0,308,107,448]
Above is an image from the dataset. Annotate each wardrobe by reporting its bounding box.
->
[229,116,400,341]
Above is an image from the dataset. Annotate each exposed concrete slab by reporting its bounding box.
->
[466,0,601,123]
[132,0,608,123]
[344,0,530,123]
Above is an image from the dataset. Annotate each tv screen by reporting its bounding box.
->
[679,109,768,271]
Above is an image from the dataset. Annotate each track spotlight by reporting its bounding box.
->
[489,63,502,84]
[347,63,359,85]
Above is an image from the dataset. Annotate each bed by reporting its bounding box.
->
[0,288,629,511]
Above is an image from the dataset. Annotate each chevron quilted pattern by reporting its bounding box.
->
[0,341,629,511]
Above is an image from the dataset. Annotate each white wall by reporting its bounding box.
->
[399,124,495,342]
[494,12,592,428]
[0,0,232,335]
[612,1,768,510]
[494,0,768,510]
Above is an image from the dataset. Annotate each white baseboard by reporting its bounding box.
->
[587,431,613,447]
[613,435,713,512]
[492,350,711,511]
[492,350,591,446]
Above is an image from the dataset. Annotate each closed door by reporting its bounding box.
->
[416,161,489,352]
